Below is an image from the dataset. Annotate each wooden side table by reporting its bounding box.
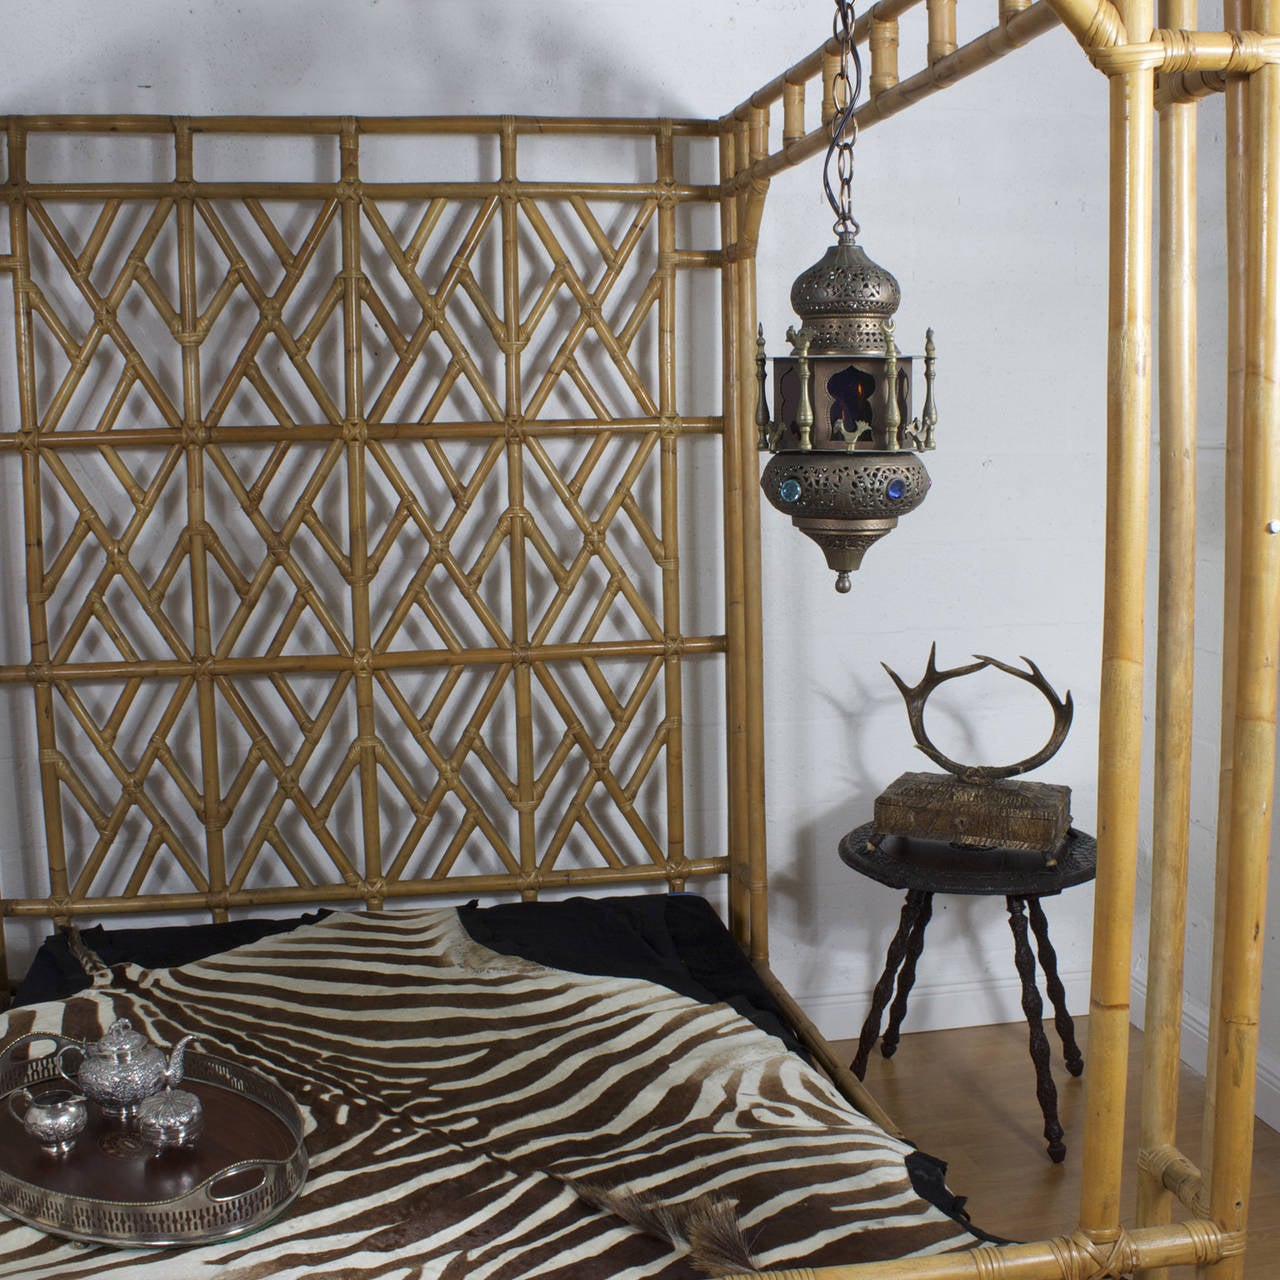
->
[838,821,1097,1162]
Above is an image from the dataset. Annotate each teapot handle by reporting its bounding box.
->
[54,1044,85,1087]
[7,1089,32,1123]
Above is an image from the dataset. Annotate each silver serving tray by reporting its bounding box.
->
[0,1033,308,1247]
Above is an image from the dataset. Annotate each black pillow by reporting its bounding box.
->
[11,913,329,1007]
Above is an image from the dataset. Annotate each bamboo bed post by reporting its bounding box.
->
[1201,0,1248,1193]
[1077,0,1156,1244]
[720,126,752,951]
[1137,0,1198,1260]
[738,109,770,962]
[1203,11,1280,1273]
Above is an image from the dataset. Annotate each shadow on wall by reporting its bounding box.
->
[1,0,718,121]
[764,654,1079,1005]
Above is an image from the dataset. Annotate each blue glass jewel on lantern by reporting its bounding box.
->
[886,477,906,500]
[779,478,802,503]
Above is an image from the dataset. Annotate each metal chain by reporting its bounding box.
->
[823,0,862,237]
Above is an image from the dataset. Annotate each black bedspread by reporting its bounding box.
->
[14,895,802,1055]
[459,893,808,1057]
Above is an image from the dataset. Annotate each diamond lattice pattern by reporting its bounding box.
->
[8,132,704,905]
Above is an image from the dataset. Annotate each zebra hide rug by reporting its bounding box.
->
[0,908,980,1278]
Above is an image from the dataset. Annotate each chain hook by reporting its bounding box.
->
[823,0,862,238]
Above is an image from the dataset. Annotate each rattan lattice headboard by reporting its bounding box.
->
[0,116,741,969]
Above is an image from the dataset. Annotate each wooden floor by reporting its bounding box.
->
[831,1020,1280,1277]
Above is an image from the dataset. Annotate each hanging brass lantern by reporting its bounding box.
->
[756,0,937,593]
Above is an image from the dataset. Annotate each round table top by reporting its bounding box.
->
[838,821,1097,897]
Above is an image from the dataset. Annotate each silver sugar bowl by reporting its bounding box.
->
[9,1087,87,1154]
[138,1086,203,1153]
[57,1019,198,1117]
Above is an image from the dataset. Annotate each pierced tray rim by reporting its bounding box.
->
[0,1032,309,1248]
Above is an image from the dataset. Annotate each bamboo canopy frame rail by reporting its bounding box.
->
[0,0,1276,1276]
[714,0,1280,1277]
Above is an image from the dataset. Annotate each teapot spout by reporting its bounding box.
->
[162,1034,199,1088]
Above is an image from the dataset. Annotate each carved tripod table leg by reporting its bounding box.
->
[881,890,933,1059]
[1007,895,1067,1163]
[1026,895,1084,1076]
[852,889,933,1079]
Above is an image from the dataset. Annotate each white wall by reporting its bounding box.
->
[0,0,1248,1098]
[752,15,1109,1039]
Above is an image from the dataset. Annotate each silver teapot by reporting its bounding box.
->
[56,1019,198,1117]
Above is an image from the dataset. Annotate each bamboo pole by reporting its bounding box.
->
[1200,0,1249,1212]
[4,113,719,138]
[338,122,383,912]
[1078,0,1156,1240]
[822,49,842,128]
[1141,1142,1209,1216]
[717,1221,1242,1280]
[869,19,902,96]
[1043,0,1128,49]
[0,636,728,685]
[499,120,539,904]
[746,1221,1239,1280]
[729,0,940,121]
[657,124,688,890]
[0,417,725,450]
[1156,67,1226,104]
[720,129,751,952]
[9,123,71,928]
[1204,15,1280,1273]
[0,857,734,919]
[782,82,806,147]
[175,123,230,926]
[1136,0,1197,1265]
[736,112,770,962]
[14,180,719,203]
[726,4,1062,190]
[926,0,959,63]
[1090,29,1280,74]
[738,244,769,962]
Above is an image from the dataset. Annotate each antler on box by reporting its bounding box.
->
[882,643,1074,785]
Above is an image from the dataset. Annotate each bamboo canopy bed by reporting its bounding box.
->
[0,0,1275,1276]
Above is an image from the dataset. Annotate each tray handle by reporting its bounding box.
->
[207,1161,273,1204]
[0,1032,73,1065]
[1,1033,76,1097]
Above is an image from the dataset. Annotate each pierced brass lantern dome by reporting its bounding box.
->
[790,232,902,355]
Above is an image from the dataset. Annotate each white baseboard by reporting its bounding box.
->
[1130,975,1280,1132]
[795,966,1093,1045]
